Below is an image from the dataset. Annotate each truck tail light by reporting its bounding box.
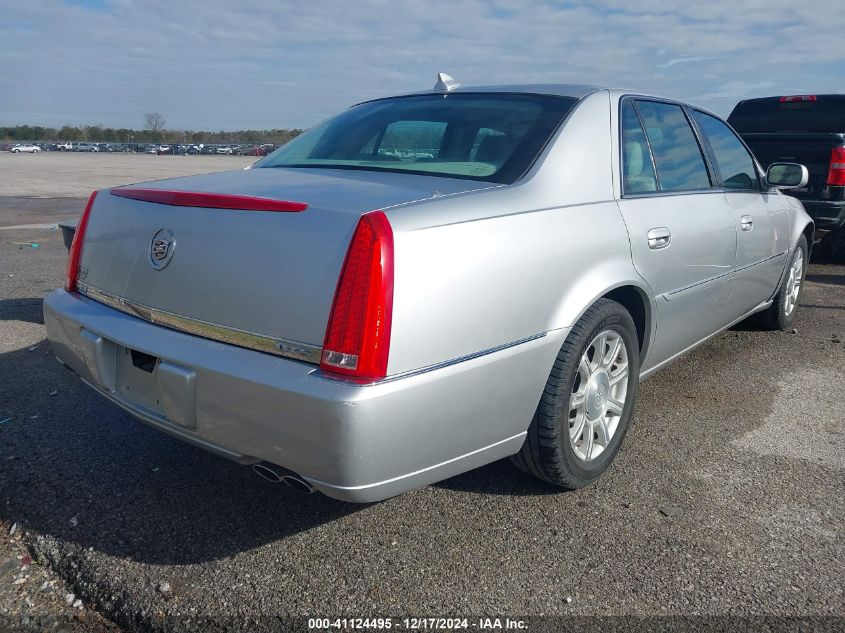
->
[826,146,845,186]
[779,95,817,102]
[65,190,98,292]
[321,211,394,381]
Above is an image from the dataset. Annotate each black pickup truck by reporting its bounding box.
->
[728,95,845,251]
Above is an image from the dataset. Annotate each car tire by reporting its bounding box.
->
[761,235,808,331]
[511,298,640,489]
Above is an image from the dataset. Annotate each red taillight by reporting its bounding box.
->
[65,191,98,292]
[827,146,845,186]
[110,188,308,212]
[779,95,817,102]
[321,211,394,381]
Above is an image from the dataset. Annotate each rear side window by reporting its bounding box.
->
[728,96,845,133]
[620,101,658,193]
[692,111,760,190]
[635,100,712,192]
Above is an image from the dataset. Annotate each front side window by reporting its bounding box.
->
[692,110,760,190]
[635,100,712,192]
[620,100,658,193]
[256,93,577,184]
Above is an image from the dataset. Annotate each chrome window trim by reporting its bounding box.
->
[618,94,718,199]
[76,282,322,364]
[620,189,729,200]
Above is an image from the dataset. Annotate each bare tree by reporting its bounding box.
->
[144,112,166,138]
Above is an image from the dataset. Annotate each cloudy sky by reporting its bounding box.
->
[2,0,843,131]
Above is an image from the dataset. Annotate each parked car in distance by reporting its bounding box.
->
[45,78,813,502]
[240,145,267,156]
[75,143,99,152]
[10,143,41,153]
[728,95,845,245]
[55,142,73,151]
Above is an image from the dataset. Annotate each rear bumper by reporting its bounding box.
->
[44,290,562,502]
[801,200,845,229]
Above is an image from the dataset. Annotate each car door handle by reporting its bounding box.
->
[647,227,672,250]
[741,215,753,231]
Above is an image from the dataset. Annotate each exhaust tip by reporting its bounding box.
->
[252,462,284,484]
[252,462,316,494]
[281,475,316,495]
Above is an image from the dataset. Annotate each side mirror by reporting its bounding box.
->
[766,162,809,189]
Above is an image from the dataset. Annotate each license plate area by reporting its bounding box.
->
[115,345,197,429]
[117,347,165,415]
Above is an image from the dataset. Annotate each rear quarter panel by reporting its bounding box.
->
[385,90,653,376]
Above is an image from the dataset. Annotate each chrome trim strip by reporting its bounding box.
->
[660,255,786,300]
[76,282,322,364]
[313,332,548,386]
[734,251,786,274]
[663,269,733,299]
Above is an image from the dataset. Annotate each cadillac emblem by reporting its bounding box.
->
[149,228,175,270]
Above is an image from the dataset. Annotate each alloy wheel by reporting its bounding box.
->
[568,329,629,462]
[784,249,804,317]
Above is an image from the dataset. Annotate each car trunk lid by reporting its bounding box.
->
[76,167,493,358]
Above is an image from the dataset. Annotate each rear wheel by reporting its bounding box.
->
[511,299,640,489]
[761,235,807,330]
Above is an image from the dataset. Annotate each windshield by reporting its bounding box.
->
[256,93,578,184]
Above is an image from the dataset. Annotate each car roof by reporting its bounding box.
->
[361,83,606,104]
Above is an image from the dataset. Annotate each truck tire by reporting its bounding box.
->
[511,298,640,489]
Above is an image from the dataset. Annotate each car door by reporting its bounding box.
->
[690,109,790,316]
[616,98,737,372]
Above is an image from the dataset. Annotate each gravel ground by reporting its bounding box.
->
[0,518,119,632]
[0,192,843,632]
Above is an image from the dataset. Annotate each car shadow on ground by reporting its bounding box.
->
[434,459,564,497]
[0,331,364,566]
[0,298,45,325]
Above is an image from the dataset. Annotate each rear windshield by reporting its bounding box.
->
[256,93,578,184]
[728,96,845,133]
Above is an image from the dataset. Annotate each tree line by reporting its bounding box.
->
[0,124,303,145]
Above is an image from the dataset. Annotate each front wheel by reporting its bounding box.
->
[511,298,640,489]
[761,235,808,330]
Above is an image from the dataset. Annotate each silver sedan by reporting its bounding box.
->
[44,77,813,501]
[10,144,41,153]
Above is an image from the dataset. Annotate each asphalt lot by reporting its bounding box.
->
[0,158,843,631]
[0,153,254,198]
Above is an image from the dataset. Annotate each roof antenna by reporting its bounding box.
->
[434,72,460,92]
